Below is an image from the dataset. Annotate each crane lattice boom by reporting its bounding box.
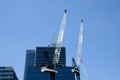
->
[77,20,83,67]
[53,10,67,65]
[71,20,83,80]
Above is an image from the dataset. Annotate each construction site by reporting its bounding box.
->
[23,9,89,80]
[0,0,119,80]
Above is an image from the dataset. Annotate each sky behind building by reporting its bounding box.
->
[0,0,120,80]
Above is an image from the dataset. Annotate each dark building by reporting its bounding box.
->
[24,50,35,80]
[0,66,18,80]
[24,47,75,80]
[35,47,66,67]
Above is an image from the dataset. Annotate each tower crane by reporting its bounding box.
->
[41,9,67,80]
[71,58,80,80]
[71,20,83,80]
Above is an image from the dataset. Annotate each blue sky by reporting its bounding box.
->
[0,0,120,80]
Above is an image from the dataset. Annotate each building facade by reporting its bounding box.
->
[0,66,18,80]
[24,47,75,80]
[35,47,66,67]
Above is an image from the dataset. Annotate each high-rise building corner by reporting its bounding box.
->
[23,46,75,80]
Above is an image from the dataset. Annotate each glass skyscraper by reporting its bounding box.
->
[35,47,66,67]
[0,66,18,80]
[24,47,75,80]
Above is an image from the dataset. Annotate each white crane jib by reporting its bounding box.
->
[77,20,90,80]
[41,10,67,75]
[71,20,83,80]
[77,20,83,67]
[53,10,67,65]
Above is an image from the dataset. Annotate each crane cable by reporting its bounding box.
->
[81,62,90,80]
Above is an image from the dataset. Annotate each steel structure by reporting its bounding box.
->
[41,10,67,80]
[71,20,83,80]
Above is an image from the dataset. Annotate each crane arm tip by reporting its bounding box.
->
[81,19,83,22]
[64,9,67,13]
